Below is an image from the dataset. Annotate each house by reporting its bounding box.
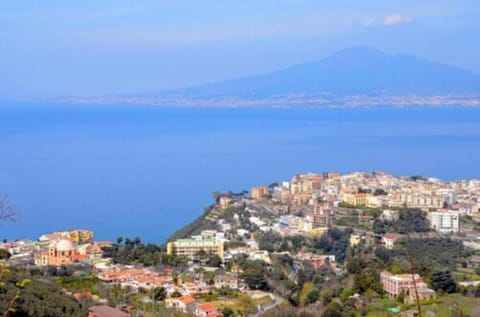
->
[381,209,399,221]
[166,295,197,314]
[88,305,129,317]
[214,273,239,289]
[219,196,232,208]
[195,302,220,317]
[382,234,400,250]
[349,234,364,247]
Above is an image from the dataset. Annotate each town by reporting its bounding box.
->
[2,171,480,317]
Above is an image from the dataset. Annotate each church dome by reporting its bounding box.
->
[56,239,74,252]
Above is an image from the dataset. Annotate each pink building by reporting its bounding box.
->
[380,271,424,298]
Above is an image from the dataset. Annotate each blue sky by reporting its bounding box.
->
[1,0,479,97]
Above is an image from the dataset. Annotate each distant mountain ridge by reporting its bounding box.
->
[166,47,480,98]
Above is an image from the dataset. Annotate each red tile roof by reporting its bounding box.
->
[179,296,196,305]
[197,302,217,312]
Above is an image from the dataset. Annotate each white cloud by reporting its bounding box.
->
[362,18,376,28]
[383,14,413,26]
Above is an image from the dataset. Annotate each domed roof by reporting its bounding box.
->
[56,239,74,251]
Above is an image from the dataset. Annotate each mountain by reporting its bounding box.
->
[168,47,480,98]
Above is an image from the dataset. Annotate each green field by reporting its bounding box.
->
[366,294,480,317]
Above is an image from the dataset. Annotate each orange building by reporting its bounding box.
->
[251,186,269,199]
[47,239,75,266]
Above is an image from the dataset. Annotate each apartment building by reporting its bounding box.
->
[167,238,224,260]
[251,186,269,199]
[429,211,460,233]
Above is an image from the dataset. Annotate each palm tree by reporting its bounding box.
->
[116,236,123,245]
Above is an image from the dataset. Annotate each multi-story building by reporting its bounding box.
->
[167,239,224,260]
[429,211,460,233]
[251,186,269,200]
[341,192,370,207]
[305,212,330,228]
[69,230,93,243]
[381,271,424,298]
[398,192,443,209]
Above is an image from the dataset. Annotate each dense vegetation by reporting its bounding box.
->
[373,208,431,234]
[257,227,352,263]
[0,270,85,317]
[373,237,464,277]
[168,205,220,241]
[101,236,165,266]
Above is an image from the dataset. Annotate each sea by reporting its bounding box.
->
[1,104,480,243]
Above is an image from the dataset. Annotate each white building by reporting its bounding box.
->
[429,211,460,233]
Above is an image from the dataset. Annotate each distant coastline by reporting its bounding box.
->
[55,94,480,108]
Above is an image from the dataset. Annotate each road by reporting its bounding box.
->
[248,294,283,317]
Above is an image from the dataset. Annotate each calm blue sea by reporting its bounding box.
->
[1,104,480,243]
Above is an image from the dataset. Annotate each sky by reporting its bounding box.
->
[1,0,479,98]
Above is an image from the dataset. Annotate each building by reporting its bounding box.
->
[429,211,460,233]
[342,193,370,206]
[214,273,240,289]
[68,229,93,243]
[251,186,269,199]
[167,239,224,260]
[195,302,220,317]
[88,305,129,317]
[406,284,435,304]
[398,193,443,209]
[306,212,330,228]
[219,196,232,208]
[166,296,197,314]
[381,271,432,298]
[349,234,364,247]
[381,209,400,222]
[47,239,75,266]
[382,234,400,250]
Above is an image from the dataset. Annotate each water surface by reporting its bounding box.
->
[1,104,479,242]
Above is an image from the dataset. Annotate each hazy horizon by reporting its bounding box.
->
[1,1,480,98]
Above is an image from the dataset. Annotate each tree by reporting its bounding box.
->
[241,261,267,290]
[475,265,480,276]
[373,219,386,234]
[431,270,457,294]
[346,258,365,274]
[207,255,222,267]
[0,249,11,260]
[306,289,320,305]
[151,287,166,301]
[0,269,84,317]
[322,302,350,317]
[222,306,234,317]
[171,290,182,298]
[236,295,257,316]
[0,194,16,223]
[212,191,221,202]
